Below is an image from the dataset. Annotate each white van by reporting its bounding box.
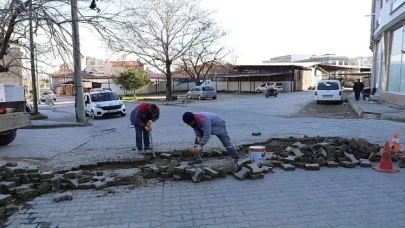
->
[315,80,343,104]
[84,90,126,119]
[255,82,283,93]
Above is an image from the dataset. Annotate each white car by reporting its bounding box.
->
[315,80,343,104]
[255,82,283,93]
[84,90,126,119]
[40,91,56,102]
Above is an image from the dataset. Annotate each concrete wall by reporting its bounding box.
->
[373,0,405,38]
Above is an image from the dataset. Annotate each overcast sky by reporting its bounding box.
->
[72,0,373,69]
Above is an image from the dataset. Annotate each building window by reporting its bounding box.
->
[338,61,343,65]
[388,25,405,94]
[331,61,336,65]
[392,0,405,11]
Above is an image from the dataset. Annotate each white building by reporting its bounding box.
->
[371,0,405,106]
[262,54,311,63]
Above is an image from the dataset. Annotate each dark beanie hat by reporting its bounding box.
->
[182,112,196,123]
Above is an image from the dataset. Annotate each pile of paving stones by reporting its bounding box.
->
[268,138,405,170]
[159,148,235,159]
[0,161,116,217]
[141,158,274,182]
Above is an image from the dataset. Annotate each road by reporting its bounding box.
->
[3,91,405,228]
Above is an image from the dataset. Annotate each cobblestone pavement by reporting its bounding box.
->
[2,92,405,170]
[4,167,405,228]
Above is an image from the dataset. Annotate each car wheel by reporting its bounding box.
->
[85,112,89,117]
[53,98,56,101]
[91,111,97,120]
[256,89,261,93]
[198,95,202,100]
[213,96,217,100]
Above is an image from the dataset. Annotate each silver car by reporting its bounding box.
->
[187,85,217,100]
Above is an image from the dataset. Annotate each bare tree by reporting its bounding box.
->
[107,0,223,100]
[178,43,227,86]
[0,0,126,75]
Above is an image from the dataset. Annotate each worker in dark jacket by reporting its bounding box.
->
[353,79,364,101]
[130,103,160,151]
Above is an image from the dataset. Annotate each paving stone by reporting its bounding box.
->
[5,166,26,175]
[263,152,275,160]
[37,182,52,194]
[221,150,229,156]
[326,161,339,168]
[172,175,182,181]
[5,204,18,215]
[248,173,264,180]
[291,148,304,157]
[92,176,106,182]
[202,167,219,177]
[54,191,73,202]
[8,184,33,194]
[16,188,38,199]
[160,153,172,159]
[78,176,92,183]
[294,162,306,169]
[184,168,197,175]
[339,161,356,168]
[281,155,296,164]
[92,181,108,190]
[0,181,16,193]
[96,171,104,176]
[28,173,40,179]
[150,166,160,173]
[40,171,54,179]
[271,160,282,167]
[166,160,179,173]
[305,164,320,171]
[251,132,261,136]
[281,164,295,171]
[0,207,5,217]
[30,178,40,183]
[237,158,252,170]
[5,162,17,167]
[344,152,360,164]
[0,194,12,206]
[201,175,212,181]
[78,182,92,189]
[400,158,405,168]
[82,171,95,177]
[51,176,62,191]
[215,169,227,178]
[191,168,204,183]
[61,183,70,190]
[67,179,79,189]
[160,172,172,178]
[246,163,263,174]
[173,165,188,174]
[234,167,251,180]
[202,151,213,157]
[63,171,83,179]
[105,177,116,186]
[211,150,223,156]
[25,166,39,173]
[172,150,184,157]
[368,152,377,162]
[4,177,20,184]
[292,141,306,149]
[158,166,168,172]
[261,166,271,174]
[359,159,372,168]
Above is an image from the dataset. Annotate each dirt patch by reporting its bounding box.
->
[293,91,359,119]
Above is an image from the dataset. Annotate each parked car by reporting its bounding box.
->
[40,91,56,102]
[84,90,126,119]
[187,85,217,100]
[314,80,343,104]
[255,82,284,93]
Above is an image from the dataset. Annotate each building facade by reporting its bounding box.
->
[262,54,311,63]
[371,0,405,106]
[81,57,105,75]
[103,60,144,76]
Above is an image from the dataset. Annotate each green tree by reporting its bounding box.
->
[114,69,150,96]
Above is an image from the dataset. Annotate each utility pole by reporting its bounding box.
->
[29,0,38,115]
[71,0,86,123]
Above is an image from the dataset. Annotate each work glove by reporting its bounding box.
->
[144,126,152,132]
[146,120,152,127]
[192,145,201,155]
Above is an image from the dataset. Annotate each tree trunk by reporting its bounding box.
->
[195,74,201,86]
[165,62,173,101]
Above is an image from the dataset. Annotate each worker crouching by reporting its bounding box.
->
[130,103,160,151]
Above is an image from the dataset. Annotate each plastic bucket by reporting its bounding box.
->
[249,146,266,164]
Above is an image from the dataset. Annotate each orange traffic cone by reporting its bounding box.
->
[391,132,401,152]
[373,142,400,173]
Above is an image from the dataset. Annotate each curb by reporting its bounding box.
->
[348,100,363,118]
[22,122,93,129]
[381,113,405,122]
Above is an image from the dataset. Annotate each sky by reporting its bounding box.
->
[75,0,373,69]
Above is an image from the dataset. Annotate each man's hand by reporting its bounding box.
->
[144,126,152,132]
[192,145,201,154]
[146,120,152,127]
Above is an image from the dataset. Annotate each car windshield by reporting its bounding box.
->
[90,92,119,102]
[318,82,339,90]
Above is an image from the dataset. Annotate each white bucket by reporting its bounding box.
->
[249,146,266,164]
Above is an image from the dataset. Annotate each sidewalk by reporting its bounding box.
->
[347,94,405,122]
